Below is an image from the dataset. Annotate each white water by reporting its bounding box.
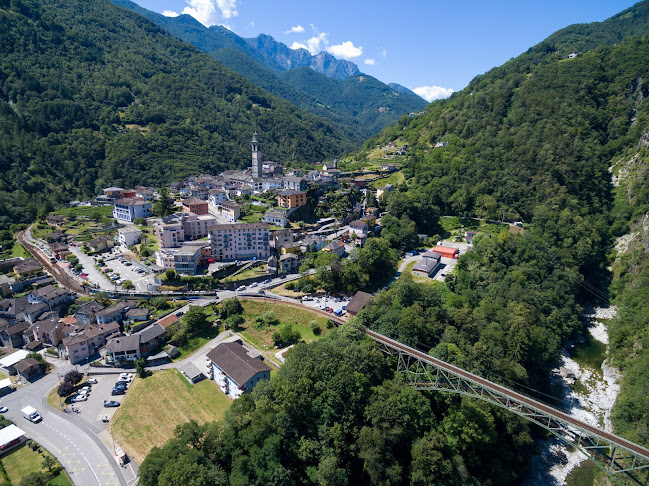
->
[523,307,621,486]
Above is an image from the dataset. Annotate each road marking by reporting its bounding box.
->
[97,461,118,485]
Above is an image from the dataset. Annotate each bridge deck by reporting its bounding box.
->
[366,329,649,461]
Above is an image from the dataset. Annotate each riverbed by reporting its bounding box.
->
[524,307,620,486]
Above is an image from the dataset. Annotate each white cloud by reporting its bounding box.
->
[168,0,239,27]
[413,85,455,102]
[364,58,375,65]
[326,41,362,59]
[285,25,305,34]
[381,49,388,57]
[290,42,308,51]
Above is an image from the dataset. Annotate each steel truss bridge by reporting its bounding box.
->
[367,330,649,486]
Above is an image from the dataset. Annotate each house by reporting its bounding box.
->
[156,313,180,330]
[106,335,141,363]
[380,164,398,172]
[207,189,228,215]
[376,184,394,200]
[32,318,64,346]
[62,334,90,364]
[0,322,29,348]
[267,255,278,274]
[206,342,271,399]
[87,235,114,253]
[277,190,307,209]
[349,220,370,238]
[279,254,299,274]
[104,187,125,200]
[346,291,373,316]
[14,358,43,382]
[282,176,308,191]
[138,324,167,356]
[113,197,153,222]
[135,186,156,201]
[0,350,29,375]
[299,235,326,253]
[262,211,289,228]
[182,198,209,215]
[155,249,177,270]
[44,232,64,242]
[126,308,149,322]
[49,242,70,260]
[96,301,131,325]
[74,300,105,326]
[220,201,241,222]
[323,240,345,258]
[432,246,459,259]
[412,251,441,278]
[209,223,270,262]
[13,259,42,278]
[23,302,47,325]
[179,361,205,384]
[118,226,142,247]
[46,215,65,227]
[269,229,293,250]
[28,285,73,309]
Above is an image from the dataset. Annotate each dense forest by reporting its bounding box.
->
[110,0,427,140]
[0,0,356,228]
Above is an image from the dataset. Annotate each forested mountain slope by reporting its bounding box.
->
[139,4,649,486]
[0,0,356,227]
[110,0,427,140]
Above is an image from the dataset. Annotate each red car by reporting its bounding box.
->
[80,273,88,278]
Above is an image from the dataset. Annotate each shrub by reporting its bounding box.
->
[45,348,58,357]
[285,281,296,290]
[309,320,321,336]
[326,319,335,329]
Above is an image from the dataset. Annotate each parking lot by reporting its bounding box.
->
[104,258,156,291]
[71,374,132,430]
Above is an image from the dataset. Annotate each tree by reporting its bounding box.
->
[184,307,209,335]
[19,471,50,486]
[42,455,56,472]
[164,269,177,281]
[135,358,147,378]
[122,280,134,289]
[220,298,243,319]
[74,263,83,273]
[64,370,83,386]
[57,382,74,398]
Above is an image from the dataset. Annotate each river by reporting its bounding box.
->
[524,307,621,486]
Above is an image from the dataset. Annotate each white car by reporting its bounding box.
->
[86,378,98,384]
[236,285,246,291]
[78,386,91,395]
[0,406,8,413]
[119,373,133,382]
[72,394,88,402]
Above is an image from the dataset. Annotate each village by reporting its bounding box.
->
[0,131,494,479]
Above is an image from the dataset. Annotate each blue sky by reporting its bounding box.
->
[132,0,638,101]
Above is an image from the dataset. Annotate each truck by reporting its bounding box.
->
[21,406,42,423]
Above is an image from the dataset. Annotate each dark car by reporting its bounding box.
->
[103,400,120,408]
[111,388,126,395]
[114,380,128,387]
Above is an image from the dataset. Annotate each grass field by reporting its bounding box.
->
[2,443,72,486]
[110,370,231,464]
[238,300,330,349]
[372,171,405,189]
[223,264,268,283]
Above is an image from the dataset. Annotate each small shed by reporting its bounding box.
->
[0,425,25,451]
[178,361,205,384]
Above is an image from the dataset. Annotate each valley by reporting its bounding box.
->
[1,0,649,485]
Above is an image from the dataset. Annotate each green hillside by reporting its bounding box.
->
[109,0,427,141]
[0,0,356,227]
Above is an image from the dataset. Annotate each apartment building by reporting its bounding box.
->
[277,190,307,209]
[154,212,218,248]
[209,223,270,261]
[113,198,152,222]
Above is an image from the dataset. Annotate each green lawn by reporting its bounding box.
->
[110,369,231,464]
[372,171,405,188]
[224,264,268,283]
[173,325,221,360]
[238,300,331,350]
[10,243,32,259]
[2,443,72,486]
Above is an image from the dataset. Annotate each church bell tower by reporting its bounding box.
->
[251,131,262,179]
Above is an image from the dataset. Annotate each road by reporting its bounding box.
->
[1,371,128,486]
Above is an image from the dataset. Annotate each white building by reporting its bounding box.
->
[206,342,271,399]
[113,198,152,222]
[117,226,142,247]
[209,223,270,262]
[154,213,218,248]
[262,211,289,228]
[208,189,228,215]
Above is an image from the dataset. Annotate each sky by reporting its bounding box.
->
[132,0,639,101]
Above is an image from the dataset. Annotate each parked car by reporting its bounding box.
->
[78,386,91,395]
[111,388,126,396]
[114,382,128,389]
[236,285,246,291]
[71,394,88,402]
[86,378,98,384]
[119,373,133,382]
[0,406,8,413]
[103,400,120,408]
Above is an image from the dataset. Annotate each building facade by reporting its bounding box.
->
[209,223,270,262]
[113,198,152,222]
